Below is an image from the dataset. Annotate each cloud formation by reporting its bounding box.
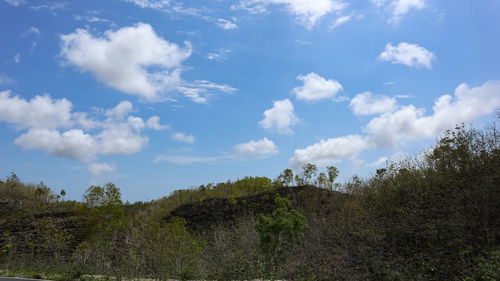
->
[124,0,170,9]
[290,135,369,167]
[60,23,235,103]
[0,91,168,174]
[4,0,24,7]
[349,92,397,115]
[379,42,435,69]
[291,72,343,102]
[232,0,347,29]
[259,99,299,134]
[364,80,500,147]
[232,137,279,157]
[217,18,238,30]
[330,15,351,29]
[88,163,116,176]
[172,132,196,144]
[0,91,73,129]
[290,80,500,167]
[372,0,426,23]
[60,23,191,101]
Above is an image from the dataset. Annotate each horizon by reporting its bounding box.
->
[1,0,499,202]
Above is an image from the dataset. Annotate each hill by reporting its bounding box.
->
[0,125,499,281]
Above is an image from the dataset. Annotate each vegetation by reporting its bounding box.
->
[0,123,499,280]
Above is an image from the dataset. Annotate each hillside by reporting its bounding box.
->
[0,125,499,281]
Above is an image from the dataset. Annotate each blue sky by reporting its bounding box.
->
[1,0,499,202]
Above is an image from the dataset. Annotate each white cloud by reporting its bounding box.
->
[290,80,500,167]
[96,122,148,155]
[75,15,112,24]
[4,0,24,6]
[15,128,97,162]
[290,135,370,167]
[88,162,115,176]
[0,91,73,129]
[14,54,20,64]
[172,132,196,144]
[364,80,500,147]
[217,18,238,30]
[0,92,170,171]
[379,42,435,69]
[60,23,235,103]
[329,15,351,29]
[178,80,237,104]
[349,92,397,115]
[291,72,343,102]
[30,2,67,15]
[371,0,426,23]
[124,0,170,9]
[146,116,169,130]
[60,23,191,101]
[22,26,40,37]
[207,48,231,61]
[105,101,134,120]
[259,99,299,134]
[233,0,347,29]
[232,137,279,157]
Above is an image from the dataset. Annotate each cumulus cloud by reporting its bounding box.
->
[379,42,435,69]
[290,135,370,167]
[88,162,116,176]
[0,91,73,129]
[60,23,191,101]
[172,132,196,144]
[232,137,279,157]
[259,99,299,134]
[105,101,134,120]
[0,91,169,172]
[349,92,397,115]
[217,18,238,30]
[146,116,169,130]
[60,23,235,103]
[372,0,426,23]
[290,80,500,167]
[13,54,20,64]
[15,128,97,162]
[364,80,500,147]
[291,72,343,102]
[232,0,347,29]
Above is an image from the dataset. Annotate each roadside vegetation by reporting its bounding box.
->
[0,123,499,280]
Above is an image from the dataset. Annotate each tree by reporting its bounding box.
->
[315,172,328,188]
[275,169,294,187]
[255,195,308,278]
[59,189,66,201]
[326,166,340,190]
[302,163,317,185]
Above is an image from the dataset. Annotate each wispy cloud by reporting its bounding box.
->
[207,48,232,61]
[216,18,238,30]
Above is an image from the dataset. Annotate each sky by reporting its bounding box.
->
[0,0,499,202]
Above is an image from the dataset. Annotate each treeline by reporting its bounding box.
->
[0,125,499,280]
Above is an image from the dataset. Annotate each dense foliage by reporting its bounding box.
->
[0,124,499,280]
